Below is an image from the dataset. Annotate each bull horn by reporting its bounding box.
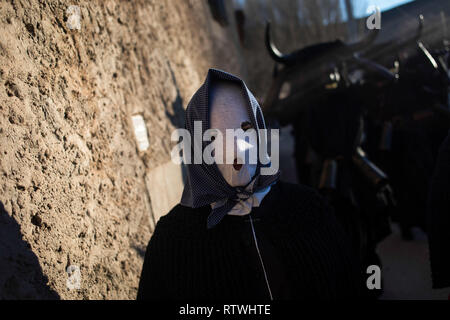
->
[265,21,295,65]
[346,28,379,52]
[416,14,424,40]
[417,41,438,69]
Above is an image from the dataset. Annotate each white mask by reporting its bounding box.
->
[209,81,257,187]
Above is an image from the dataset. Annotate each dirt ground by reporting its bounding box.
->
[0,0,249,299]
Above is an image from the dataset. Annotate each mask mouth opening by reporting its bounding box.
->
[233,158,243,171]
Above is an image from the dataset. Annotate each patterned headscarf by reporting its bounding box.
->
[180,68,280,229]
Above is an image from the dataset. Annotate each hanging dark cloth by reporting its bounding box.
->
[428,129,450,289]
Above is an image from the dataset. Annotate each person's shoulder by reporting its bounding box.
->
[152,204,208,238]
[272,181,334,225]
[161,203,194,219]
[275,180,320,196]
[275,181,329,209]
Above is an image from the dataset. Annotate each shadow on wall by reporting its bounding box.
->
[164,61,188,189]
[207,0,229,27]
[164,61,185,130]
[0,201,59,299]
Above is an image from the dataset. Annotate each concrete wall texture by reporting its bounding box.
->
[0,0,249,299]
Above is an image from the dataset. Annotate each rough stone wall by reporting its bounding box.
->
[0,0,247,299]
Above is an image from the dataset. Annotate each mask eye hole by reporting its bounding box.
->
[241,121,253,131]
[211,129,219,141]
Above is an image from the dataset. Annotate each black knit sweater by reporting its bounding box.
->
[137,181,361,300]
[428,130,450,289]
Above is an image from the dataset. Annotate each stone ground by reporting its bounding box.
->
[378,225,448,300]
[278,125,449,300]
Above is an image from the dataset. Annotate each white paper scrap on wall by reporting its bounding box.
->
[131,114,149,151]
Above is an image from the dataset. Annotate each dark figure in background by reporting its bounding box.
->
[292,86,392,299]
[137,69,361,300]
[383,45,449,239]
[234,8,246,45]
[207,0,229,27]
[428,129,450,290]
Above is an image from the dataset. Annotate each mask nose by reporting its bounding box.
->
[233,157,243,171]
[235,134,257,167]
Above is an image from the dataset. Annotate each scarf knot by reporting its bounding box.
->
[234,187,252,201]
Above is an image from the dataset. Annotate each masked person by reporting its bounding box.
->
[137,69,361,300]
[428,129,450,290]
